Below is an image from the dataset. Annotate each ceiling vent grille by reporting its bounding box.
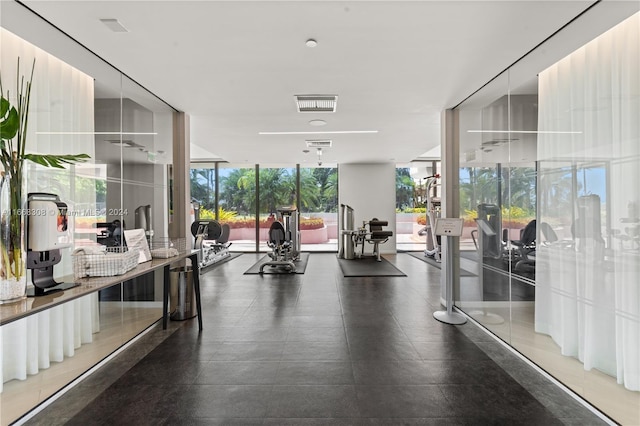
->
[295,95,337,113]
[306,139,332,148]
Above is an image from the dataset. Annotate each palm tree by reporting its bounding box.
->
[308,168,338,212]
[396,168,415,210]
[190,168,215,210]
[256,168,296,214]
[219,168,253,215]
[299,168,321,211]
[503,166,536,215]
[460,167,500,214]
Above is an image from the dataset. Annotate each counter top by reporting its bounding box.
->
[0,251,194,327]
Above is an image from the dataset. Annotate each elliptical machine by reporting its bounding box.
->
[421,174,442,262]
[191,219,232,269]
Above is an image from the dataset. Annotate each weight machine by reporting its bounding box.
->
[260,206,300,273]
[421,174,442,261]
[339,204,393,262]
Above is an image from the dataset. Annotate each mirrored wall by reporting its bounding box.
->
[454,11,639,425]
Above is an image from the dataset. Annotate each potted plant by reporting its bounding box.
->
[0,59,90,303]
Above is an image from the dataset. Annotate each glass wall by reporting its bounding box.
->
[218,164,258,251]
[190,166,216,219]
[395,161,441,252]
[299,167,338,252]
[190,164,339,252]
[0,11,174,424]
[454,11,639,424]
[258,166,296,251]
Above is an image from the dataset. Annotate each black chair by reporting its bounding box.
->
[509,220,558,273]
[510,219,537,272]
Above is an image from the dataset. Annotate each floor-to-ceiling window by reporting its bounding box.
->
[190,165,216,220]
[395,161,440,252]
[258,166,296,252]
[190,164,339,252]
[454,11,640,424]
[217,164,258,251]
[299,166,338,252]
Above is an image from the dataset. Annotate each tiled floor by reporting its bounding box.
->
[24,253,607,425]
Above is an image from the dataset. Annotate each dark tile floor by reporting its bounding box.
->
[26,253,605,425]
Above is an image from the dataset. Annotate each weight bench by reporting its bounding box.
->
[367,218,393,261]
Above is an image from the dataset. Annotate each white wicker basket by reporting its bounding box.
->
[72,246,140,279]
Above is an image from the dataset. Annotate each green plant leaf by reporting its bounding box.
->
[0,96,9,117]
[23,153,91,168]
[0,97,19,140]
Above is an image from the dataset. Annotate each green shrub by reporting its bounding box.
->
[218,207,238,221]
[502,205,530,219]
[199,207,238,221]
[300,217,324,230]
[224,215,324,230]
[396,207,426,214]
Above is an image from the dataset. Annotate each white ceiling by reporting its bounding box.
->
[6,1,636,166]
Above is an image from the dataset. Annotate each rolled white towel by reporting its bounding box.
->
[72,245,107,256]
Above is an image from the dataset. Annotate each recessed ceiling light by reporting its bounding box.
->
[305,39,318,48]
[308,119,327,127]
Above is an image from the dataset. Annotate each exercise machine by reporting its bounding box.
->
[260,206,300,273]
[339,204,355,259]
[421,174,441,261]
[191,219,232,269]
[472,203,503,259]
[359,218,393,261]
[339,204,393,261]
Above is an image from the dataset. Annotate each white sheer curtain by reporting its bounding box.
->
[1,293,99,392]
[1,29,98,391]
[2,27,97,278]
[535,13,639,391]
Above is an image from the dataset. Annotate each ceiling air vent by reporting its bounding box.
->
[305,139,332,148]
[295,95,337,113]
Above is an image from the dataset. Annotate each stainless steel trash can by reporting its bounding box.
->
[169,267,196,320]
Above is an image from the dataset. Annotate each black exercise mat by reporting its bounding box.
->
[200,252,242,274]
[338,256,406,277]
[406,251,476,277]
[244,252,309,274]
